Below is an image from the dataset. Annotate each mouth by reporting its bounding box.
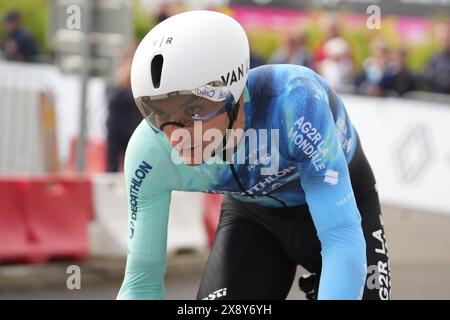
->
[175,144,202,155]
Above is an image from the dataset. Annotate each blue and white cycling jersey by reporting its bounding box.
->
[117,65,367,300]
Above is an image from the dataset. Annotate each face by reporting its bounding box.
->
[144,94,234,166]
[4,19,19,33]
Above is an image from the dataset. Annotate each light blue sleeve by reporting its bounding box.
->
[282,78,367,299]
[117,121,175,300]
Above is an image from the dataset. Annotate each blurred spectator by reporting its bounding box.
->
[313,14,342,69]
[1,10,39,62]
[105,44,142,172]
[269,29,312,67]
[356,37,391,96]
[380,48,417,96]
[317,37,354,93]
[423,23,450,94]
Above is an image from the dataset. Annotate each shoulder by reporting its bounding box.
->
[248,64,328,98]
[124,120,181,192]
[245,65,331,135]
[247,64,330,122]
[125,120,172,173]
[270,65,330,120]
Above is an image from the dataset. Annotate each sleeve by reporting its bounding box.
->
[282,78,367,299]
[116,122,174,300]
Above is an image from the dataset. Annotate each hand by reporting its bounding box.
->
[298,273,318,300]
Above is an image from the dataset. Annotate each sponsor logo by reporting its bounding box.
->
[289,116,329,172]
[202,288,227,300]
[324,169,339,185]
[129,161,152,239]
[208,166,297,197]
[365,226,391,300]
[336,191,353,207]
[220,61,249,86]
[247,166,297,195]
[151,35,173,47]
[346,138,353,153]
[394,124,434,184]
[335,116,353,154]
[192,85,228,102]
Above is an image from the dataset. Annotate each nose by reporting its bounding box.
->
[163,124,192,149]
[162,124,178,146]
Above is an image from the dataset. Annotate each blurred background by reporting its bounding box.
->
[0,0,449,300]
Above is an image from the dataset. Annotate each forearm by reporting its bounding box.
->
[117,267,165,300]
[116,209,170,300]
[317,223,367,300]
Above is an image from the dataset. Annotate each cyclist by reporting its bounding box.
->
[117,10,391,300]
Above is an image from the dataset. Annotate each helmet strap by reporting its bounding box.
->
[212,101,240,160]
[226,101,240,126]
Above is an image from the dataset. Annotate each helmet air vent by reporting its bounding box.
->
[150,54,164,89]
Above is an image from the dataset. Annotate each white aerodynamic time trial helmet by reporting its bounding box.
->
[131,10,250,130]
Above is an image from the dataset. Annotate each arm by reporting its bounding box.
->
[298,161,367,300]
[117,122,173,300]
[284,78,367,299]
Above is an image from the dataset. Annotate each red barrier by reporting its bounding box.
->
[203,194,223,247]
[0,180,29,261]
[0,176,93,263]
[25,177,93,262]
[66,137,107,173]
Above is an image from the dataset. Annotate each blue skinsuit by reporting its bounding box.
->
[117,65,367,300]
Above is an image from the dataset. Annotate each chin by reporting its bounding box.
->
[185,162,203,167]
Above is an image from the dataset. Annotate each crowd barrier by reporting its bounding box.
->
[90,174,207,257]
[203,194,223,247]
[0,177,93,263]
